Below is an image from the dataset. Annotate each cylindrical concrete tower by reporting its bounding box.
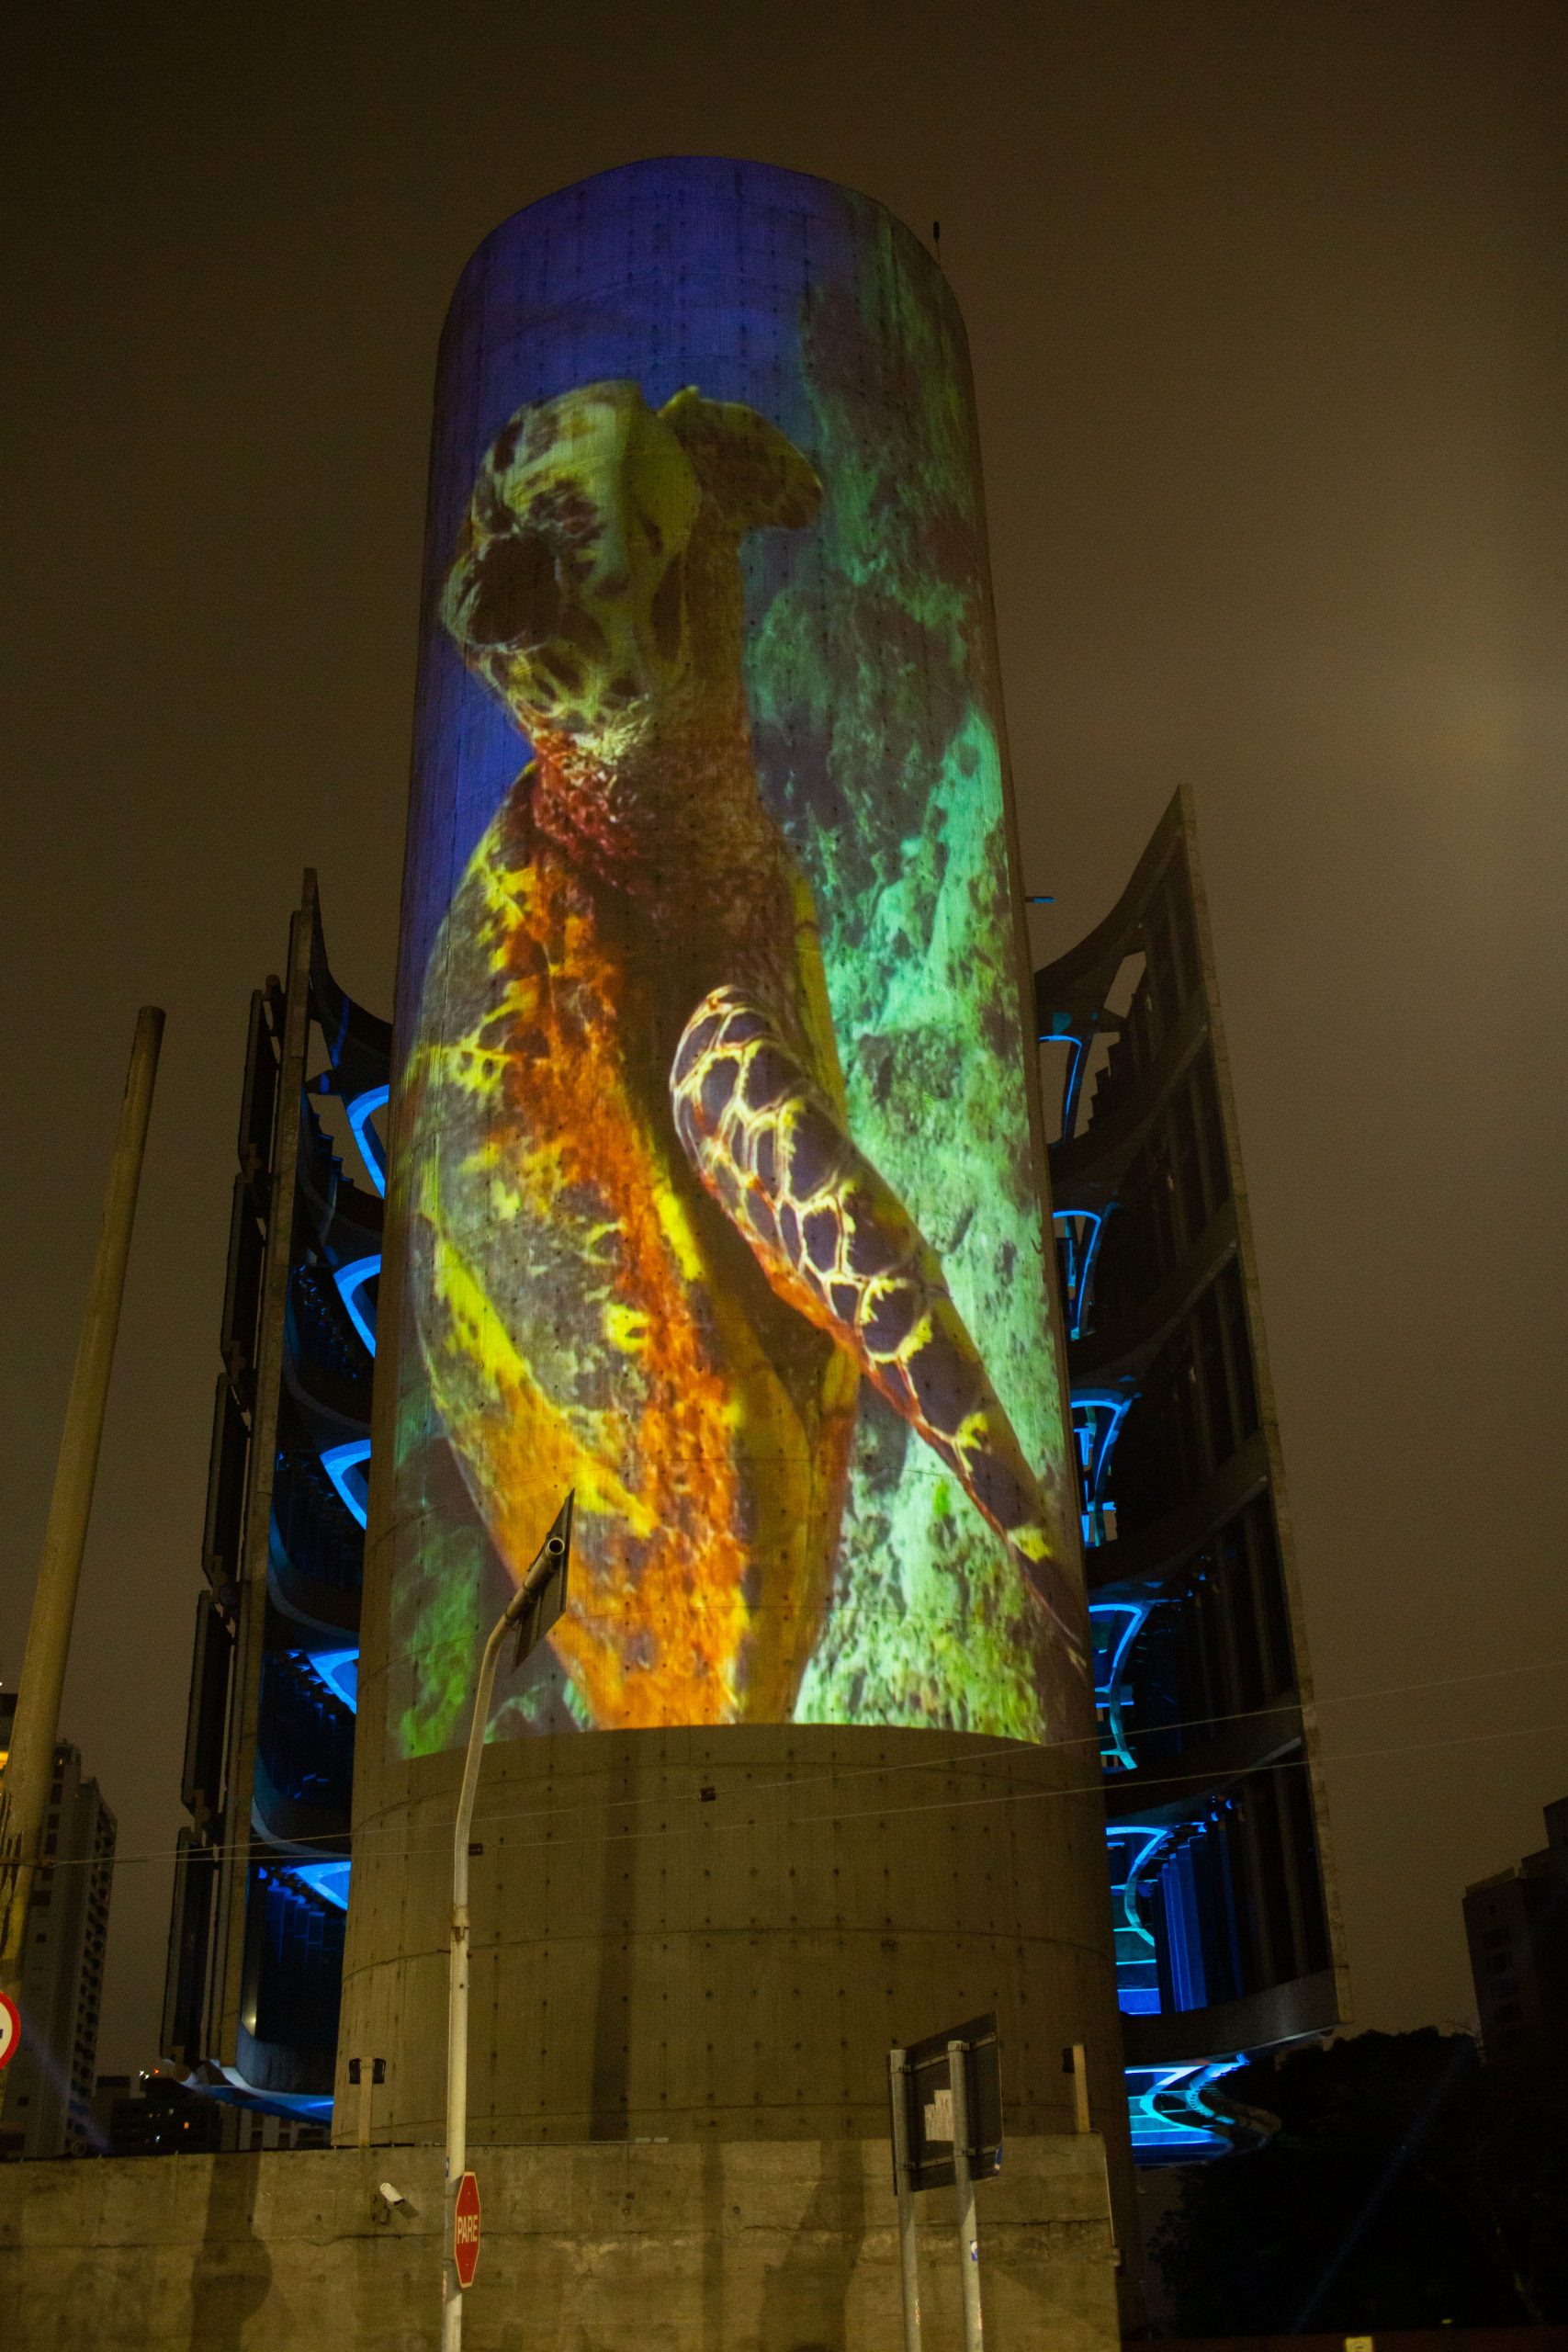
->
[339,159,1124,2179]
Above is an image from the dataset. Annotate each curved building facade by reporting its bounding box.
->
[336,160,1126,2165]
[1040,790,1348,2159]
[164,875,385,2121]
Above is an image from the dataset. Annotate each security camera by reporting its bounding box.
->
[378,2182,406,2208]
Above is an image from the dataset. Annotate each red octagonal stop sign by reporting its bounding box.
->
[453,2169,481,2290]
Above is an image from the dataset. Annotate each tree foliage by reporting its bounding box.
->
[1151,2028,1568,2333]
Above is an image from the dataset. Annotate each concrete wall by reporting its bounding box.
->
[0,2132,1120,2351]
[338,1724,1128,2153]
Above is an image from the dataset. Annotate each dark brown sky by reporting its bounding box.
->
[4,3,1565,2076]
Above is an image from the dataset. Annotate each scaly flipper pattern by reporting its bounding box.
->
[671,985,1089,1680]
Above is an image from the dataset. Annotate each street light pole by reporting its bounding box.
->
[442,1493,573,2352]
[948,2038,985,2352]
[0,1008,163,2066]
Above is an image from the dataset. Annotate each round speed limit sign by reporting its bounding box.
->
[0,1992,19,2070]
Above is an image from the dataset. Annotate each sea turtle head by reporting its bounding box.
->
[442,380,819,752]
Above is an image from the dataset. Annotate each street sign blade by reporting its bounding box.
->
[453,2167,481,2290]
[510,1491,574,1670]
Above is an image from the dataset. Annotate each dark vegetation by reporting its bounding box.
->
[1152,2029,1568,2332]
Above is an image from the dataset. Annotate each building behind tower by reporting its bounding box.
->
[0,1690,116,2159]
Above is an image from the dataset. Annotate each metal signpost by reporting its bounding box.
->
[887,2047,923,2352]
[442,1492,573,2352]
[887,2015,1001,2352]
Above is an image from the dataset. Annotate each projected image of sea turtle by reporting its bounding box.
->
[403,379,1088,1733]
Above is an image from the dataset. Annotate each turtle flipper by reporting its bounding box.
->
[671,984,1088,1679]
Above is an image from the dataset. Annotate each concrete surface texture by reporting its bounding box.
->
[337,1720,1127,2151]
[0,2132,1120,2351]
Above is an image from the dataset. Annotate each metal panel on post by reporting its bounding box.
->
[896,2014,1003,2192]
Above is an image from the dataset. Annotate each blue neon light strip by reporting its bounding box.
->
[333,1255,381,1357]
[1040,1032,1085,1141]
[1073,1210,1107,1340]
[211,2065,334,2122]
[1089,1598,1154,1771]
[1053,1208,1106,1341]
[345,1085,389,1198]
[1123,2058,1244,2159]
[1072,1390,1130,1548]
[1106,1824,1168,1955]
[321,1440,372,1530]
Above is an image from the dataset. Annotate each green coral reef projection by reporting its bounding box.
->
[388,165,1080,1758]
[751,204,1069,1739]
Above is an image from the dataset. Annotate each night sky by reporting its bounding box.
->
[4,4,1564,2076]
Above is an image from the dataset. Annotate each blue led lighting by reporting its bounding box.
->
[1123,2058,1245,2161]
[1053,1209,1106,1341]
[303,1649,359,1713]
[1106,1825,1169,1957]
[1072,1390,1131,1548]
[211,2065,335,2122]
[333,1254,381,1357]
[1039,1032,1085,1141]
[345,1085,389,1198]
[292,1860,352,1912]
[321,1440,372,1530]
[1089,1598,1154,1770]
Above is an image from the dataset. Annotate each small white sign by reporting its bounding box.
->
[923,2086,953,2143]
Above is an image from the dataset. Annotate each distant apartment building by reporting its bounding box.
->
[1464,1794,1568,2065]
[88,2069,330,2155]
[90,2071,227,2155]
[0,1690,117,2158]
